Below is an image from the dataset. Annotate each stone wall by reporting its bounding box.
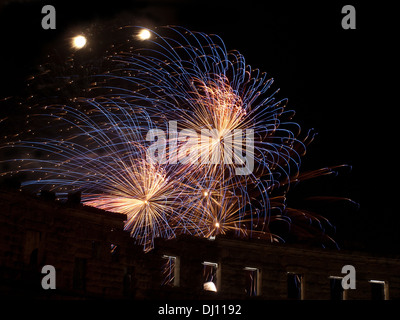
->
[1,189,399,300]
[154,235,400,300]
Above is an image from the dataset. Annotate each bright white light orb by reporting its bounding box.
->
[72,35,87,49]
[138,29,151,40]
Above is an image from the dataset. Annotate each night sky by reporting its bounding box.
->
[0,0,398,253]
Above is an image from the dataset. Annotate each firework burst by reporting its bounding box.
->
[0,25,355,250]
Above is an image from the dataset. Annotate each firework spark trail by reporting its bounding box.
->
[110,26,304,179]
[83,159,186,249]
[1,99,203,250]
[117,26,312,236]
[0,25,354,250]
[103,26,311,236]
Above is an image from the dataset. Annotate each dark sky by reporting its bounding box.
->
[0,0,398,253]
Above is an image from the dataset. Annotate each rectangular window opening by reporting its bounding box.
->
[329,276,345,300]
[244,267,260,297]
[110,243,120,262]
[73,257,87,291]
[287,272,302,300]
[369,280,387,300]
[203,261,218,292]
[161,255,180,287]
[123,266,135,297]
